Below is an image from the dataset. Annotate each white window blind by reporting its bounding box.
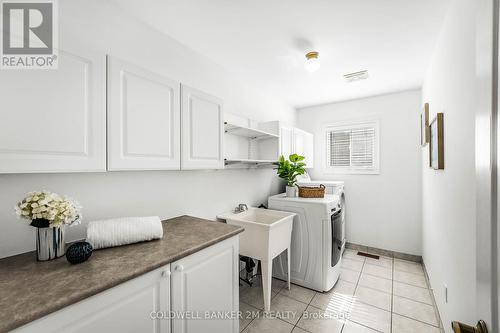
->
[326,121,379,173]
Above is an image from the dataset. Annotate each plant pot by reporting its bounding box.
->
[34,222,65,261]
[286,186,297,198]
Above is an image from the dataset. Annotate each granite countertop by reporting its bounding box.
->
[0,215,243,332]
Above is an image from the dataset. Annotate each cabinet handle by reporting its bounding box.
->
[161,270,171,278]
[175,265,184,272]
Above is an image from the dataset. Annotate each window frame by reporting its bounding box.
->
[324,119,380,175]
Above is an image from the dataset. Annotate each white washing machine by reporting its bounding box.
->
[296,172,346,255]
[268,193,344,292]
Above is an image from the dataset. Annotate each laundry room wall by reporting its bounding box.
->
[420,0,477,330]
[0,0,295,258]
[297,90,422,256]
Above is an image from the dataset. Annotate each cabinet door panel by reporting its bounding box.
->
[0,48,105,173]
[293,128,314,168]
[181,85,223,169]
[304,131,314,168]
[171,237,239,333]
[107,56,181,170]
[13,265,171,333]
[280,126,294,159]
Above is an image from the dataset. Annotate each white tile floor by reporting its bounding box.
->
[239,249,443,333]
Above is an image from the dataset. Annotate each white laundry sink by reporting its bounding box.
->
[223,208,294,260]
[218,207,295,312]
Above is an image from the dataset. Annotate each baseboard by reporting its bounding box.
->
[346,242,422,263]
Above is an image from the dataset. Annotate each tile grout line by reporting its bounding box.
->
[356,282,392,295]
[392,260,442,330]
[345,319,385,333]
[358,254,439,331]
[239,277,287,332]
[392,293,435,307]
[349,255,391,333]
[347,256,366,332]
[346,252,437,333]
[391,255,394,333]
[345,264,428,288]
[259,254,429,333]
[392,279,428,289]
[296,283,317,333]
[392,312,441,329]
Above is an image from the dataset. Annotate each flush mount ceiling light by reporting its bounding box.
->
[304,51,320,73]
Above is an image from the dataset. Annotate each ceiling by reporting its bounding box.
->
[114,0,450,108]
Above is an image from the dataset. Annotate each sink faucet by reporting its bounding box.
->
[235,204,248,213]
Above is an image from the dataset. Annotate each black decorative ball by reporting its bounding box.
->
[66,241,93,264]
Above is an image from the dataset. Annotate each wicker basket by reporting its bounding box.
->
[298,184,326,198]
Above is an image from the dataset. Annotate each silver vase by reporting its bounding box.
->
[36,226,65,261]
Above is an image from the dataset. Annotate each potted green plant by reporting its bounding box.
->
[274,154,306,197]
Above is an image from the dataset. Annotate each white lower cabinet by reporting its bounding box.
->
[171,237,239,333]
[13,265,171,333]
[12,237,239,333]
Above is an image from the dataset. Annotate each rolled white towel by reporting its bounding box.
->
[86,216,163,249]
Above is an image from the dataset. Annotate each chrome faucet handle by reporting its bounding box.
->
[235,204,248,213]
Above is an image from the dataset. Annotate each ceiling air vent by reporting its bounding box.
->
[344,70,369,82]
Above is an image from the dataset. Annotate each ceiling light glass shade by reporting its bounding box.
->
[305,51,320,72]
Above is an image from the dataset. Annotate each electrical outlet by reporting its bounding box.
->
[444,284,448,303]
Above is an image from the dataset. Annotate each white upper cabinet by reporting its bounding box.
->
[260,121,314,168]
[280,126,294,160]
[293,128,314,168]
[107,57,181,171]
[181,85,224,170]
[0,47,106,173]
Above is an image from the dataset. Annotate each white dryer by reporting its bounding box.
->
[268,194,344,292]
[296,172,345,196]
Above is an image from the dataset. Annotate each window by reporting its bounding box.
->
[325,120,379,174]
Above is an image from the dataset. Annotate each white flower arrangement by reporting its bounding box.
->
[15,191,82,228]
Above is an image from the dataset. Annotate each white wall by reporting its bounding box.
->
[421,0,477,330]
[297,90,422,255]
[0,0,295,258]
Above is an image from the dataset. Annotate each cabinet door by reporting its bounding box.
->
[181,85,224,170]
[280,126,294,159]
[0,47,106,173]
[293,128,314,168]
[13,265,171,333]
[171,237,239,333]
[107,56,181,170]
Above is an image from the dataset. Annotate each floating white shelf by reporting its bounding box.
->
[224,122,279,140]
[224,159,277,166]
